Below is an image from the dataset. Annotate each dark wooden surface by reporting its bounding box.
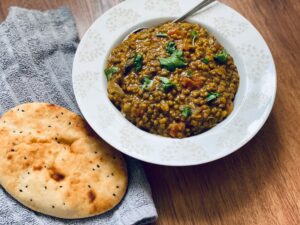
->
[0,0,299,224]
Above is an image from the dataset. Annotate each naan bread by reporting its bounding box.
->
[0,103,127,219]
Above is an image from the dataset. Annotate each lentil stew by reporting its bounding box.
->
[105,22,239,138]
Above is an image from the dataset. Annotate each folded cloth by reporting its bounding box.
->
[0,6,157,225]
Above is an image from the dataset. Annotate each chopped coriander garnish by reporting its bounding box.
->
[159,50,187,72]
[191,30,199,46]
[206,92,220,102]
[166,42,177,54]
[104,66,119,80]
[201,57,209,64]
[141,76,153,90]
[160,77,170,83]
[187,70,192,77]
[156,32,168,37]
[133,53,143,72]
[181,107,192,117]
[214,49,228,64]
[160,77,176,92]
[125,53,144,73]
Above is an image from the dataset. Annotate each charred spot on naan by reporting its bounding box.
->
[48,167,65,182]
[88,190,96,203]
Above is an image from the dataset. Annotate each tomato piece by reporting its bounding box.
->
[168,122,186,138]
[181,77,203,89]
[167,29,178,35]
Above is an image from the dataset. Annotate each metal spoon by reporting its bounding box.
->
[124,0,216,39]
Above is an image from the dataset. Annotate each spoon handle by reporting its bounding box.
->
[172,0,217,23]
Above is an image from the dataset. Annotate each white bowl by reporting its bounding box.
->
[72,0,276,166]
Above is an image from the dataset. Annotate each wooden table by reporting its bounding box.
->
[0,0,299,224]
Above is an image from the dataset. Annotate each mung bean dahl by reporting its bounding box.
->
[105,22,239,138]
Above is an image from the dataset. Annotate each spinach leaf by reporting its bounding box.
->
[159,50,187,72]
[181,107,192,117]
[141,76,153,90]
[201,57,209,64]
[166,42,177,54]
[156,32,168,37]
[133,53,143,72]
[191,30,199,46]
[214,49,228,64]
[160,77,176,92]
[104,66,119,80]
[206,92,220,102]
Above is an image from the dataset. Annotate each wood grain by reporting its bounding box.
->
[0,0,299,225]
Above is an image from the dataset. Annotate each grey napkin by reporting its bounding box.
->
[0,6,157,225]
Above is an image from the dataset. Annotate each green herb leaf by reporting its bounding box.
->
[187,70,192,77]
[201,57,209,64]
[191,30,199,46]
[160,77,170,83]
[133,53,143,72]
[206,92,220,102]
[166,42,177,54]
[160,77,176,92]
[181,107,192,117]
[141,76,153,90]
[104,66,119,80]
[156,32,168,37]
[214,49,228,64]
[159,50,187,72]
